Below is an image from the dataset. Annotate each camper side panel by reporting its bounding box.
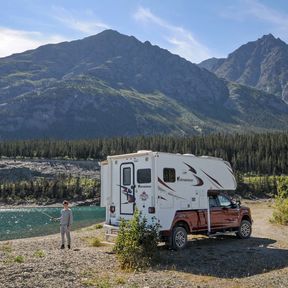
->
[156,153,206,231]
[100,162,109,208]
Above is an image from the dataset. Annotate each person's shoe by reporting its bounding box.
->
[60,244,65,249]
[68,245,71,249]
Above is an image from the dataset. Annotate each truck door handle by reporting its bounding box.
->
[131,185,136,189]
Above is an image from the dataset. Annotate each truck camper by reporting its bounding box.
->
[101,151,252,249]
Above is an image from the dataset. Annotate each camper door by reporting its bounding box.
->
[120,163,135,215]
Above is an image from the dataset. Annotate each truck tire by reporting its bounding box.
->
[236,220,252,239]
[172,226,187,250]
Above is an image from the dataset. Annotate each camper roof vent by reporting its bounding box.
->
[183,153,195,157]
[200,155,223,160]
[137,150,152,153]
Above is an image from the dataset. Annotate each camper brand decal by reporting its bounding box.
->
[140,191,149,201]
[138,184,152,188]
[183,163,204,186]
[177,177,194,182]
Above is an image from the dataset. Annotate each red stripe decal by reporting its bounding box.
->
[184,162,204,186]
[194,175,204,186]
[158,177,175,191]
[183,162,197,174]
[201,170,223,188]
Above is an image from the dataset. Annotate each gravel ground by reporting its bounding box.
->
[0,201,287,288]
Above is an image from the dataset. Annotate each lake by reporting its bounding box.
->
[0,206,105,241]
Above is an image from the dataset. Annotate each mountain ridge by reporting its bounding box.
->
[0,30,287,140]
[199,34,288,103]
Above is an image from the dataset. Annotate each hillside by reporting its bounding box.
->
[199,34,288,103]
[0,30,287,139]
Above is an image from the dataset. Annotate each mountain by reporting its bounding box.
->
[199,34,288,103]
[0,30,287,140]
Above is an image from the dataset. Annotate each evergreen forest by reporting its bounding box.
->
[0,133,287,203]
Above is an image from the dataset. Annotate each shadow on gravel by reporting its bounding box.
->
[158,235,288,278]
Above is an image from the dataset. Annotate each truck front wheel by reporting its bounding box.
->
[172,226,188,250]
[236,220,252,239]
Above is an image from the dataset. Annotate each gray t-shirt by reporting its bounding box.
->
[60,208,73,226]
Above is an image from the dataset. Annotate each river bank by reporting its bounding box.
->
[0,199,100,209]
[1,201,288,288]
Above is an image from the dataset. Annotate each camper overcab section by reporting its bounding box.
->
[101,151,252,249]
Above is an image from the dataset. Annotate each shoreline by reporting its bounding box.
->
[0,198,100,209]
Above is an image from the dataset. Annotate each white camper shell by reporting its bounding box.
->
[101,151,236,237]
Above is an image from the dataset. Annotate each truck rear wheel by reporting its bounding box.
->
[236,220,252,239]
[172,226,187,250]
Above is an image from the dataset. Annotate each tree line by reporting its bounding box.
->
[0,133,287,175]
[0,176,100,204]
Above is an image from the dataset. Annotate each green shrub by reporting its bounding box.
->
[271,177,288,225]
[82,276,111,288]
[277,177,288,198]
[95,223,103,229]
[0,242,12,253]
[115,276,126,285]
[14,255,25,263]
[34,249,46,258]
[83,236,104,247]
[271,197,288,225]
[114,208,160,270]
[90,237,103,247]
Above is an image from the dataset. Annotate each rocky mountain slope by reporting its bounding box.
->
[0,30,287,139]
[199,34,288,103]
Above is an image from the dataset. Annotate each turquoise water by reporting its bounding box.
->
[0,206,105,241]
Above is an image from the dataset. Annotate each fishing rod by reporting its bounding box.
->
[22,198,56,221]
[37,210,54,220]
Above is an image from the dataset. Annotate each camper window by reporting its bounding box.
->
[137,169,151,183]
[123,167,131,185]
[163,168,176,182]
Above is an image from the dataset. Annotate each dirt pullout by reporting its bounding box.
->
[0,201,287,288]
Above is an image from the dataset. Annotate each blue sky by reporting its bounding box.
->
[1,0,288,63]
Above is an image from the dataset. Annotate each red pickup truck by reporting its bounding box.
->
[163,192,252,250]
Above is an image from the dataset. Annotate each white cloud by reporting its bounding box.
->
[53,7,110,35]
[0,27,66,58]
[245,0,288,28]
[133,7,213,63]
[222,0,288,35]
[0,7,110,58]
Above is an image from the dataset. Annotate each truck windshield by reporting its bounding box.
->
[218,195,232,207]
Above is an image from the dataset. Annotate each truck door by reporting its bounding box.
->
[120,163,135,215]
[209,195,225,229]
[217,194,239,228]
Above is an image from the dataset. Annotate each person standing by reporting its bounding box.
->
[55,200,73,249]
